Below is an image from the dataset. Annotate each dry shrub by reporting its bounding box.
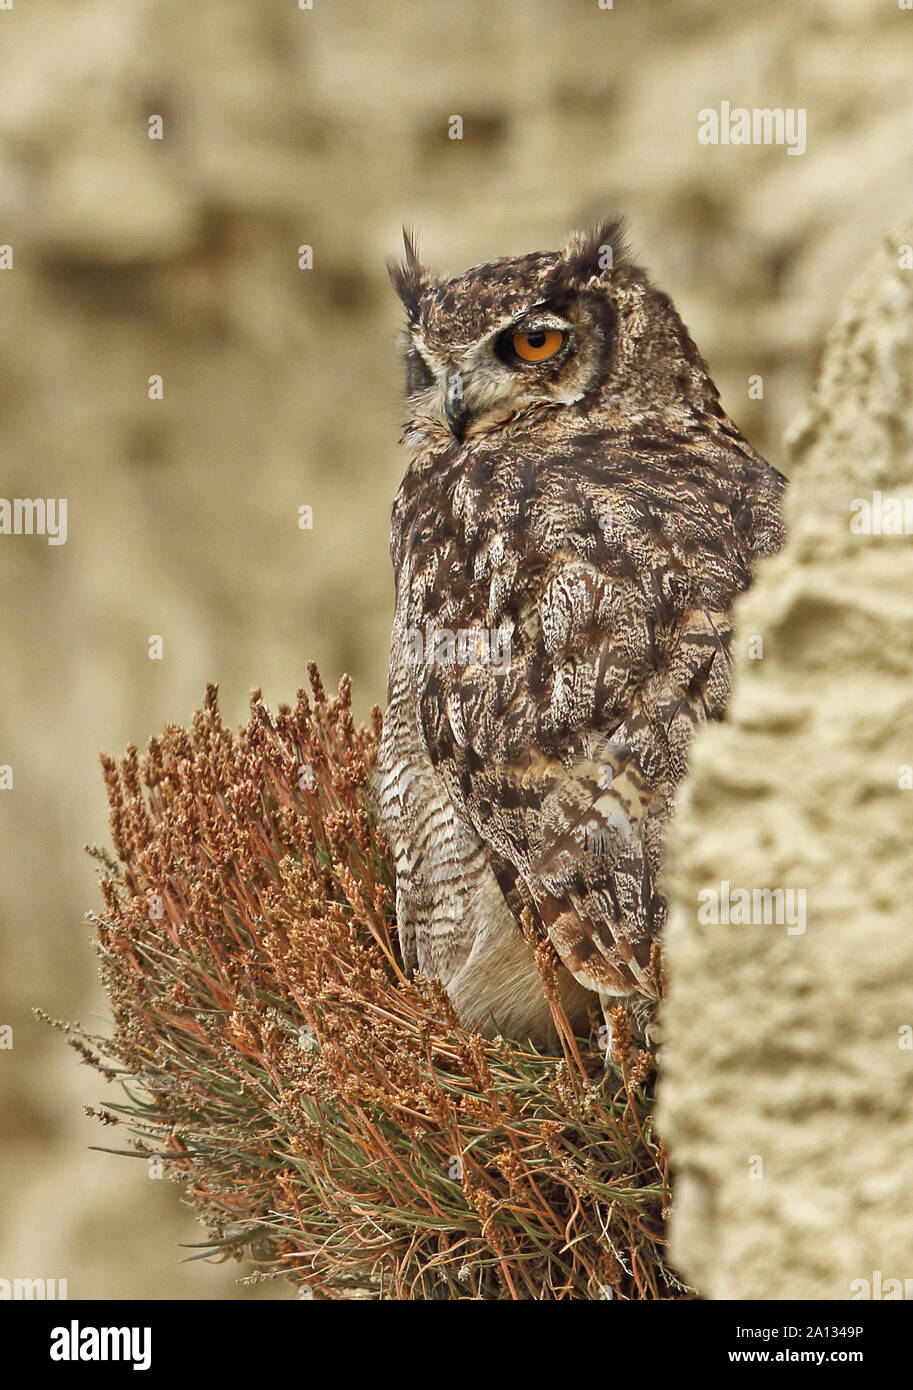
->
[62,667,687,1299]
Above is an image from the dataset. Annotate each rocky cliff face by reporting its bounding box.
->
[660,218,913,1300]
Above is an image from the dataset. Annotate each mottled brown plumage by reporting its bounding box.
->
[378,222,785,1051]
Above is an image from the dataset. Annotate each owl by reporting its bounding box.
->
[377,222,785,1053]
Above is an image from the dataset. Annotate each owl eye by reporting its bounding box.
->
[509,328,566,364]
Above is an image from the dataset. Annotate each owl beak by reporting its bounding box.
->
[444,367,469,441]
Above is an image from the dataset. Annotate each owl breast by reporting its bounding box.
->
[378,534,593,1042]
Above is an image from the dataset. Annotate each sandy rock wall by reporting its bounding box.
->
[660,219,913,1300]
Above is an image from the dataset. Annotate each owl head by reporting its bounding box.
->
[389,221,720,443]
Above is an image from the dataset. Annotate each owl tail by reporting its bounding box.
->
[523,739,663,1001]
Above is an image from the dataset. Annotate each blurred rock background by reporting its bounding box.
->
[0,0,911,1298]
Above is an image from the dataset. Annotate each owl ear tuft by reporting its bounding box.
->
[388,228,434,322]
[556,218,629,289]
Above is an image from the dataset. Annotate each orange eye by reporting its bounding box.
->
[511,328,566,363]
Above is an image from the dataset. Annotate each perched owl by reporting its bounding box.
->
[378,222,785,1052]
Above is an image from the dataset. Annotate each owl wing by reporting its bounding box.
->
[412,499,749,1003]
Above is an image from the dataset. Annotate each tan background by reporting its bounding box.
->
[660,216,913,1300]
[0,0,910,1298]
